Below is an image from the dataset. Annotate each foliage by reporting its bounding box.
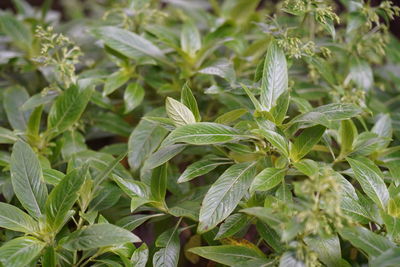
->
[0,0,400,266]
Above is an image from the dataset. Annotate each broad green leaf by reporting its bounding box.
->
[166,97,196,127]
[372,114,393,149]
[181,83,201,122]
[305,235,342,267]
[45,167,87,232]
[257,120,289,157]
[339,119,357,156]
[162,122,245,146]
[0,202,38,233]
[150,164,167,203]
[117,214,165,231]
[290,125,326,162]
[279,251,305,267]
[250,167,286,193]
[256,221,283,253]
[199,58,236,83]
[0,12,32,51]
[260,41,288,111]
[0,126,17,144]
[93,112,133,137]
[241,207,284,229]
[369,247,400,267]
[11,141,48,219]
[128,109,168,170]
[47,85,93,137]
[3,86,31,131]
[215,108,248,124]
[142,144,186,171]
[177,158,231,183]
[339,226,395,257]
[215,213,251,239]
[103,70,130,96]
[124,82,145,113]
[61,131,87,160]
[153,225,181,267]
[181,22,201,57]
[132,243,149,267]
[0,237,45,267]
[347,157,389,209]
[270,91,290,125]
[62,224,141,250]
[198,162,256,233]
[189,245,267,266]
[113,175,150,200]
[349,58,373,91]
[91,26,167,63]
[42,246,56,267]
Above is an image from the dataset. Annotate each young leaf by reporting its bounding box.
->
[347,157,389,209]
[124,82,145,113]
[132,243,149,267]
[339,119,357,156]
[260,41,288,111]
[45,167,87,232]
[91,26,168,63]
[3,86,31,131]
[290,125,326,162]
[47,85,93,137]
[189,245,267,266]
[142,144,186,171]
[162,122,245,146]
[153,224,181,267]
[0,237,45,267]
[198,162,256,233]
[128,109,168,170]
[180,22,201,57]
[0,202,38,233]
[10,141,48,219]
[177,158,231,183]
[150,164,167,203]
[181,83,201,122]
[166,97,196,127]
[103,70,130,96]
[62,224,141,250]
[339,226,395,257]
[215,213,251,239]
[250,167,286,193]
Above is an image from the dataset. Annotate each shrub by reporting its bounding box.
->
[0,0,400,266]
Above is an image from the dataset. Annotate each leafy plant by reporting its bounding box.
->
[0,0,400,266]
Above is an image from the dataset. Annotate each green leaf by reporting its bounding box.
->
[189,245,267,266]
[117,214,165,231]
[339,119,357,156]
[62,224,141,250]
[150,164,167,203]
[270,91,290,125]
[349,58,373,91]
[153,225,181,267]
[0,12,32,51]
[11,141,48,220]
[47,85,93,137]
[256,221,283,253]
[45,167,87,232]
[215,213,251,239]
[162,122,245,146]
[304,235,342,267]
[181,22,201,57]
[215,108,248,124]
[0,202,38,233]
[91,26,168,63]
[128,109,168,170]
[132,243,149,267]
[279,251,305,267]
[250,167,286,193]
[124,82,145,114]
[0,126,17,144]
[166,97,196,127]
[347,157,389,209]
[0,237,45,267]
[339,226,395,257]
[3,86,31,131]
[290,125,326,162]
[181,83,201,122]
[260,41,288,111]
[198,162,256,233]
[177,158,231,183]
[257,119,289,157]
[103,70,130,96]
[142,144,186,171]
[369,247,400,267]
[199,58,236,83]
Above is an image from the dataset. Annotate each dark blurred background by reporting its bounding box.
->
[1,0,399,38]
